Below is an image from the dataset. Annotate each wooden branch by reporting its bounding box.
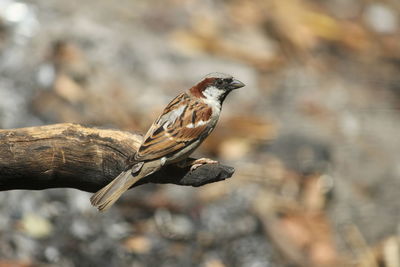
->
[0,123,234,193]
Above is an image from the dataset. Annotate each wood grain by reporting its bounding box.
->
[0,123,234,192]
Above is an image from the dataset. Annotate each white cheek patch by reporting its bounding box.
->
[202,86,223,112]
[203,86,224,100]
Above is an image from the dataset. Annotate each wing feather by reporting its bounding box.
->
[135,93,213,161]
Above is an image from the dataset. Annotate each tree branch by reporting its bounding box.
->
[0,123,234,192]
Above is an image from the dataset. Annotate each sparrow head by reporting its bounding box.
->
[190,73,245,103]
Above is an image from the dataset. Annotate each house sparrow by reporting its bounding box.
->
[90,73,245,211]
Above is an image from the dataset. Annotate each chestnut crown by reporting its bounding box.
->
[190,73,245,100]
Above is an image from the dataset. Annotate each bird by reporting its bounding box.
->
[90,73,245,211]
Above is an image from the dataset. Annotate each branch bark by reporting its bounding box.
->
[0,123,234,192]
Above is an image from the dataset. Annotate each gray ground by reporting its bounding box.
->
[0,0,400,266]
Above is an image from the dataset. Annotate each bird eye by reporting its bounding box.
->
[216,79,223,86]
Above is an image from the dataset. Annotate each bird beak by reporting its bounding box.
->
[228,79,245,90]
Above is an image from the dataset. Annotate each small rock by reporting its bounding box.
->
[225,236,275,267]
[107,222,132,239]
[44,246,60,262]
[154,209,195,240]
[37,63,56,88]
[18,213,52,239]
[200,192,258,241]
[70,219,92,239]
[67,190,92,213]
[364,3,398,34]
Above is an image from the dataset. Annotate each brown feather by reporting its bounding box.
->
[135,95,213,161]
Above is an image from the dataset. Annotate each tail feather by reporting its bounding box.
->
[90,170,141,211]
[91,160,162,211]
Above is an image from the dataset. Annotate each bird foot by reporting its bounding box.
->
[189,158,219,171]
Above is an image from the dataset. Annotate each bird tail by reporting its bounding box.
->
[90,167,142,212]
[90,160,162,211]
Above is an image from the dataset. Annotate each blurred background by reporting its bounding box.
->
[0,0,400,266]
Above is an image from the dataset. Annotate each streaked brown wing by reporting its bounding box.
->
[135,93,212,161]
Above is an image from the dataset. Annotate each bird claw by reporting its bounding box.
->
[190,158,219,171]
